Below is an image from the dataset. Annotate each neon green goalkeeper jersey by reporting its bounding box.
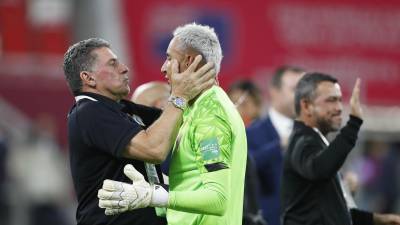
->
[166,85,247,225]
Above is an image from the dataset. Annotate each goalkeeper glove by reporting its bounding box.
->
[98,164,168,216]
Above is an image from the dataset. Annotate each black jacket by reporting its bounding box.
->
[281,116,372,225]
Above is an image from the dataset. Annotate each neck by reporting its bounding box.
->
[188,82,217,106]
[270,107,289,119]
[81,88,121,102]
[271,102,293,119]
[298,115,329,136]
[298,114,316,129]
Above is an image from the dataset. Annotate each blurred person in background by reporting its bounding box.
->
[246,66,304,225]
[10,114,70,225]
[98,23,247,225]
[380,142,400,213]
[281,73,400,225]
[352,139,400,213]
[228,80,263,127]
[131,81,170,109]
[63,37,215,225]
[228,80,267,225]
[131,81,171,183]
[0,126,10,224]
[352,139,389,211]
[343,171,360,197]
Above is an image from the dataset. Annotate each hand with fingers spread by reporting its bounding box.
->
[98,164,168,216]
[170,55,216,101]
[350,78,363,119]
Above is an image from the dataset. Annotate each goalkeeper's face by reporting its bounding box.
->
[161,37,195,85]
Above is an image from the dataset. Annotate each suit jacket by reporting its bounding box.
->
[281,116,372,225]
[247,116,283,225]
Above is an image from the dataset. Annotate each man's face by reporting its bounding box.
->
[272,71,303,119]
[309,81,343,134]
[90,47,130,100]
[161,37,187,84]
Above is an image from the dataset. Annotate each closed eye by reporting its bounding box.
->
[109,58,119,67]
[326,96,342,102]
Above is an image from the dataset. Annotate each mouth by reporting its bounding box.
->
[332,115,342,124]
[332,114,341,119]
[164,75,170,84]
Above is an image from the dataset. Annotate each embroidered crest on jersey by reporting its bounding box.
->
[199,137,220,160]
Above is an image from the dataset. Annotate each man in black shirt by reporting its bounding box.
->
[63,38,215,225]
[281,73,400,225]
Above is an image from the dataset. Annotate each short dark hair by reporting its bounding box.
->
[63,38,110,95]
[270,65,305,89]
[228,80,262,106]
[294,72,338,116]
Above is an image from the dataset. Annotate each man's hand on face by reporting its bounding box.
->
[349,78,363,119]
[170,55,216,101]
[98,164,168,216]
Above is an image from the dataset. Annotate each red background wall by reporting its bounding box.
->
[1,0,399,146]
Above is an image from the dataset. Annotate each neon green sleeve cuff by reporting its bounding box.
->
[167,169,229,216]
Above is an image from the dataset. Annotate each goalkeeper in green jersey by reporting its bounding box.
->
[97,23,247,225]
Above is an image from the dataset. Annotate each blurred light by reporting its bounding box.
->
[28,0,72,27]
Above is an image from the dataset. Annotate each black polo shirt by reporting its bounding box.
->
[67,92,166,225]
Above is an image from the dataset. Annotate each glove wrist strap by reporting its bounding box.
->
[151,184,169,207]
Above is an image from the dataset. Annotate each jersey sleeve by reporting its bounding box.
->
[192,114,232,172]
[167,169,230,216]
[167,114,233,215]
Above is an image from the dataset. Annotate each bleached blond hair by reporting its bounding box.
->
[173,23,223,75]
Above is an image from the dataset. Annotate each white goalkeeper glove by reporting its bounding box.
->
[98,164,169,216]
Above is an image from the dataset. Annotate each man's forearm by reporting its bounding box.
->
[144,102,183,155]
[123,102,183,163]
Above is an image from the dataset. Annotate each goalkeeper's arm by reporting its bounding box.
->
[167,168,229,216]
[98,164,229,216]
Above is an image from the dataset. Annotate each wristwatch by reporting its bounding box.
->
[168,96,187,111]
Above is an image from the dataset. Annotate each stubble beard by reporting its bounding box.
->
[315,115,341,135]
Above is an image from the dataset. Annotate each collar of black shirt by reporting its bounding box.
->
[77,92,124,111]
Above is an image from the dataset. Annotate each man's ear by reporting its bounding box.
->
[300,98,312,117]
[80,71,96,88]
[185,55,195,67]
[181,55,196,72]
[185,54,206,71]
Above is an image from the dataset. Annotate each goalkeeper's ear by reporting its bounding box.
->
[124,164,145,182]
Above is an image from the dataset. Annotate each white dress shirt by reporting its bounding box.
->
[269,107,294,143]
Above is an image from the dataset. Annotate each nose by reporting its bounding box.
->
[120,63,129,74]
[161,60,167,75]
[335,102,343,114]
